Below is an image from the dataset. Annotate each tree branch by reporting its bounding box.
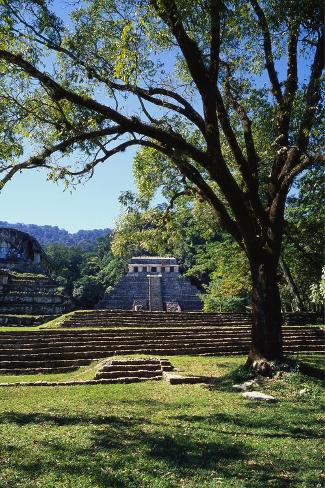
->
[0,49,207,166]
[169,156,242,244]
[280,154,325,192]
[6,8,206,134]
[67,139,160,176]
[151,0,210,104]
[209,0,221,83]
[222,66,259,172]
[0,126,125,188]
[281,19,299,140]
[296,31,324,153]
[250,0,283,105]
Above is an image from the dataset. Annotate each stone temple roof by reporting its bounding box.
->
[0,227,51,273]
[128,256,177,265]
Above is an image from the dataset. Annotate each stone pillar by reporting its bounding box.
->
[165,266,170,273]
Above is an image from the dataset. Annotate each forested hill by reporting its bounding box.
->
[0,221,110,249]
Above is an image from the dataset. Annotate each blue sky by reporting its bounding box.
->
[1,148,137,232]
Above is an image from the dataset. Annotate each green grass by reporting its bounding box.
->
[294,354,325,370]
[0,355,324,488]
[0,312,75,331]
[0,326,44,332]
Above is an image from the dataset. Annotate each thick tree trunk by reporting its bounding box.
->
[247,256,284,369]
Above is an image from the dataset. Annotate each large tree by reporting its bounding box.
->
[0,0,323,368]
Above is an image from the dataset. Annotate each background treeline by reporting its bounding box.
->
[0,221,109,249]
[21,163,323,311]
[45,234,126,308]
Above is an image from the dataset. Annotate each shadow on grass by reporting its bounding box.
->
[171,408,323,440]
[0,409,246,487]
[0,411,140,427]
[211,364,253,391]
[0,402,320,488]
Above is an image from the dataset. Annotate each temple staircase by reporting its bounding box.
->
[148,275,163,311]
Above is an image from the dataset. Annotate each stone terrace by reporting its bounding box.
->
[0,271,71,326]
[0,323,323,375]
[63,310,252,328]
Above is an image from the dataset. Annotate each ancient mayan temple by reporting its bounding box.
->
[97,256,202,311]
[0,228,72,326]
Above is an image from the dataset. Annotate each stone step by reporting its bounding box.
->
[66,313,250,318]
[0,341,322,361]
[0,334,318,348]
[0,329,321,343]
[98,376,162,384]
[64,314,251,319]
[0,331,254,342]
[1,346,322,376]
[0,305,69,315]
[0,314,58,327]
[0,340,321,353]
[0,332,253,343]
[78,312,249,317]
[95,357,170,381]
[63,321,252,328]
[0,341,252,354]
[9,279,56,286]
[0,358,92,369]
[111,358,161,361]
[1,325,320,335]
[0,337,321,356]
[71,312,249,318]
[96,370,162,379]
[0,332,252,343]
[164,374,210,385]
[0,326,251,335]
[0,345,250,363]
[0,366,79,375]
[0,343,253,359]
[0,295,67,304]
[66,319,252,325]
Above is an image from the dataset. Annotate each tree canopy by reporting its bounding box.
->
[0,0,323,364]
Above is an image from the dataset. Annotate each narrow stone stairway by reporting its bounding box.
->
[148,275,163,311]
[95,358,173,383]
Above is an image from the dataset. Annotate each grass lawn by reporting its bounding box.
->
[292,354,325,370]
[0,355,324,488]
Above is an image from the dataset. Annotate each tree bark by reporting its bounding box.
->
[247,255,284,367]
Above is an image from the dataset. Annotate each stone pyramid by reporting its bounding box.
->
[97,256,202,311]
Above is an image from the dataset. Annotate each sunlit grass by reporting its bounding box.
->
[0,355,323,487]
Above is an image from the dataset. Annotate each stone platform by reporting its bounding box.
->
[0,323,323,375]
